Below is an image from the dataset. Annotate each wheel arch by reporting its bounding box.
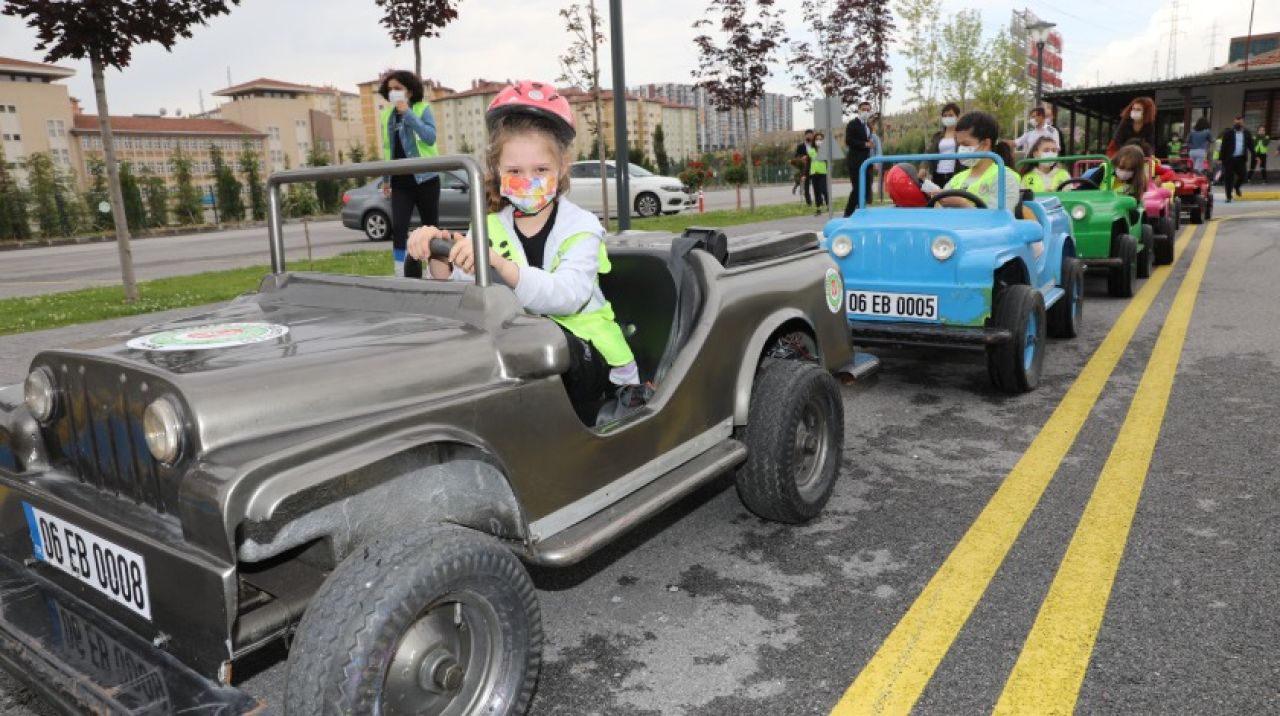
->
[733,311,819,426]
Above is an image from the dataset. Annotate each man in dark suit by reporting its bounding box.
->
[844,100,873,216]
[794,129,815,206]
[1219,115,1254,203]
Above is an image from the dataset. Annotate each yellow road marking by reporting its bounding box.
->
[829,223,1198,715]
[994,220,1220,714]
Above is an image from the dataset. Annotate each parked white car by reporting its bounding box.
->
[568,161,695,218]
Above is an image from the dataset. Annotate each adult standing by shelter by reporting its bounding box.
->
[921,102,961,187]
[1107,97,1156,158]
[1013,106,1060,154]
[379,70,440,278]
[1187,117,1214,175]
[793,129,815,206]
[1219,115,1254,203]
[843,100,873,217]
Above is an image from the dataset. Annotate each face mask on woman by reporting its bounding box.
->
[1114,168,1135,181]
[1130,109,1143,121]
[942,116,957,128]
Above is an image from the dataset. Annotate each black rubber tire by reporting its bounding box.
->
[1205,194,1214,221]
[634,192,661,218]
[363,210,391,241]
[1190,196,1204,224]
[1048,256,1083,339]
[1171,198,1181,230]
[1153,219,1174,266]
[986,284,1047,393]
[284,524,541,716]
[737,359,844,523]
[1136,224,1154,279]
[1107,233,1138,298]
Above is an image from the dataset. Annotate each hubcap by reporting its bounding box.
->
[1024,312,1038,372]
[638,196,658,217]
[793,402,830,500]
[367,213,388,239]
[381,595,503,716]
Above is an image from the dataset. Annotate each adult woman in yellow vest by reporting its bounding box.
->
[379,70,440,278]
[1021,136,1071,193]
[406,81,645,424]
[808,131,829,213]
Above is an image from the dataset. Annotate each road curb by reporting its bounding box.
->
[0,214,342,253]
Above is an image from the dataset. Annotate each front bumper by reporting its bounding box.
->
[0,554,259,714]
[849,320,1011,349]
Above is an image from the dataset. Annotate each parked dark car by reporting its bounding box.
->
[0,156,873,714]
[341,169,473,240]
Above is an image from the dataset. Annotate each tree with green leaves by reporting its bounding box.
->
[630,139,655,172]
[938,9,983,111]
[308,145,341,213]
[26,153,70,238]
[210,144,244,222]
[558,0,610,220]
[373,0,461,78]
[83,156,112,231]
[171,146,204,225]
[142,171,168,228]
[653,124,672,176]
[897,0,942,116]
[117,161,146,231]
[347,143,367,164]
[974,25,1032,136]
[237,142,266,221]
[3,0,240,301]
[0,144,32,240]
[693,0,785,212]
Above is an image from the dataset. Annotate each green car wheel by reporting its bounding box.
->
[1108,234,1138,299]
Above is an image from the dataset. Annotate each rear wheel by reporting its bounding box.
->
[635,192,661,219]
[737,359,843,523]
[1153,217,1174,266]
[987,284,1046,393]
[1205,193,1214,220]
[1189,196,1204,224]
[363,210,390,241]
[1107,233,1138,298]
[1048,256,1083,339]
[1137,224,1154,279]
[1171,198,1182,230]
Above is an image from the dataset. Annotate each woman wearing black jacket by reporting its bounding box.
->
[1108,97,1156,158]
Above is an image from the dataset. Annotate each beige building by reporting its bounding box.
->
[0,56,79,186]
[208,78,365,172]
[563,89,698,164]
[72,115,265,197]
[428,80,508,158]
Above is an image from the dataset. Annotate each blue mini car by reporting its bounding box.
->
[822,152,1083,393]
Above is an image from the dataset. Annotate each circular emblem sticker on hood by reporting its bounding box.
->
[824,268,843,314]
[126,322,289,351]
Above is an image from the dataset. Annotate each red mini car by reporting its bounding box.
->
[1161,157,1213,224]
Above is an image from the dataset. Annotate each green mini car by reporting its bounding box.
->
[1018,155,1151,299]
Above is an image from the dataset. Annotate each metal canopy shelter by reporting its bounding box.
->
[1045,66,1280,155]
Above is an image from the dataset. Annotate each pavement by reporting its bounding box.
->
[0,201,1277,714]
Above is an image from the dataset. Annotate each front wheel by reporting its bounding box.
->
[284,525,541,716]
[1048,256,1083,339]
[1189,196,1204,224]
[634,192,661,218]
[1137,224,1155,278]
[737,360,844,523]
[1204,193,1214,221]
[987,284,1047,393]
[1108,233,1138,298]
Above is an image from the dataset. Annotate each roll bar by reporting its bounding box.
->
[265,155,492,286]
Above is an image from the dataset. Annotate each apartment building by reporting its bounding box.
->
[633,83,795,152]
[429,80,509,158]
[561,89,698,164]
[0,56,79,185]
[357,76,455,158]
[208,78,364,172]
[72,115,265,197]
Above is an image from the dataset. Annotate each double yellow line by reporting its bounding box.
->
[831,220,1208,715]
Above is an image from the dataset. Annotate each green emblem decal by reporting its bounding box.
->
[126,322,289,351]
[824,268,843,314]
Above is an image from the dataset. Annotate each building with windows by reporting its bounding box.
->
[420,79,507,158]
[207,78,365,172]
[631,83,794,152]
[0,56,79,185]
[71,115,265,198]
[560,89,697,164]
[1012,9,1064,92]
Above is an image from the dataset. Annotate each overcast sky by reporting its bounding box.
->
[1,0,1276,128]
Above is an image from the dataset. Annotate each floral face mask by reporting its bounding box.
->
[501,174,558,216]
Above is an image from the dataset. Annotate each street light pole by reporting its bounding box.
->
[609,0,631,231]
[1035,40,1046,107]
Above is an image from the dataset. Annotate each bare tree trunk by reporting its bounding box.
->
[590,0,609,224]
[414,36,422,78]
[743,106,757,212]
[92,55,138,303]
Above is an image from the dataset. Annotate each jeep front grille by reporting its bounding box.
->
[42,362,176,514]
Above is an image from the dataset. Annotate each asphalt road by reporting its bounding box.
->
[0,201,1276,714]
[0,182,840,300]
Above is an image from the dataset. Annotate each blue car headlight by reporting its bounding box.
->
[831,235,853,258]
[931,235,956,261]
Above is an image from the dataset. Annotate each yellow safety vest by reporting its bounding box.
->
[946,162,1003,206]
[486,215,635,368]
[808,146,827,175]
[1021,166,1071,193]
[380,101,440,160]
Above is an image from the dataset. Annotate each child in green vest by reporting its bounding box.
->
[1021,137,1070,193]
[408,81,644,424]
[1250,127,1269,182]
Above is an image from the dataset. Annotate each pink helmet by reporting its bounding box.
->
[486,81,576,145]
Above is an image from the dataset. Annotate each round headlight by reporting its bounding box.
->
[143,397,184,465]
[931,236,956,261]
[23,368,57,423]
[1070,205,1088,221]
[831,235,854,258]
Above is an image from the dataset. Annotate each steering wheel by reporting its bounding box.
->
[1056,177,1099,191]
[926,189,987,209]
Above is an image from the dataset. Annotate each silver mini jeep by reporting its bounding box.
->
[0,157,871,714]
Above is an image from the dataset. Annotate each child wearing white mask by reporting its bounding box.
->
[1021,137,1071,193]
